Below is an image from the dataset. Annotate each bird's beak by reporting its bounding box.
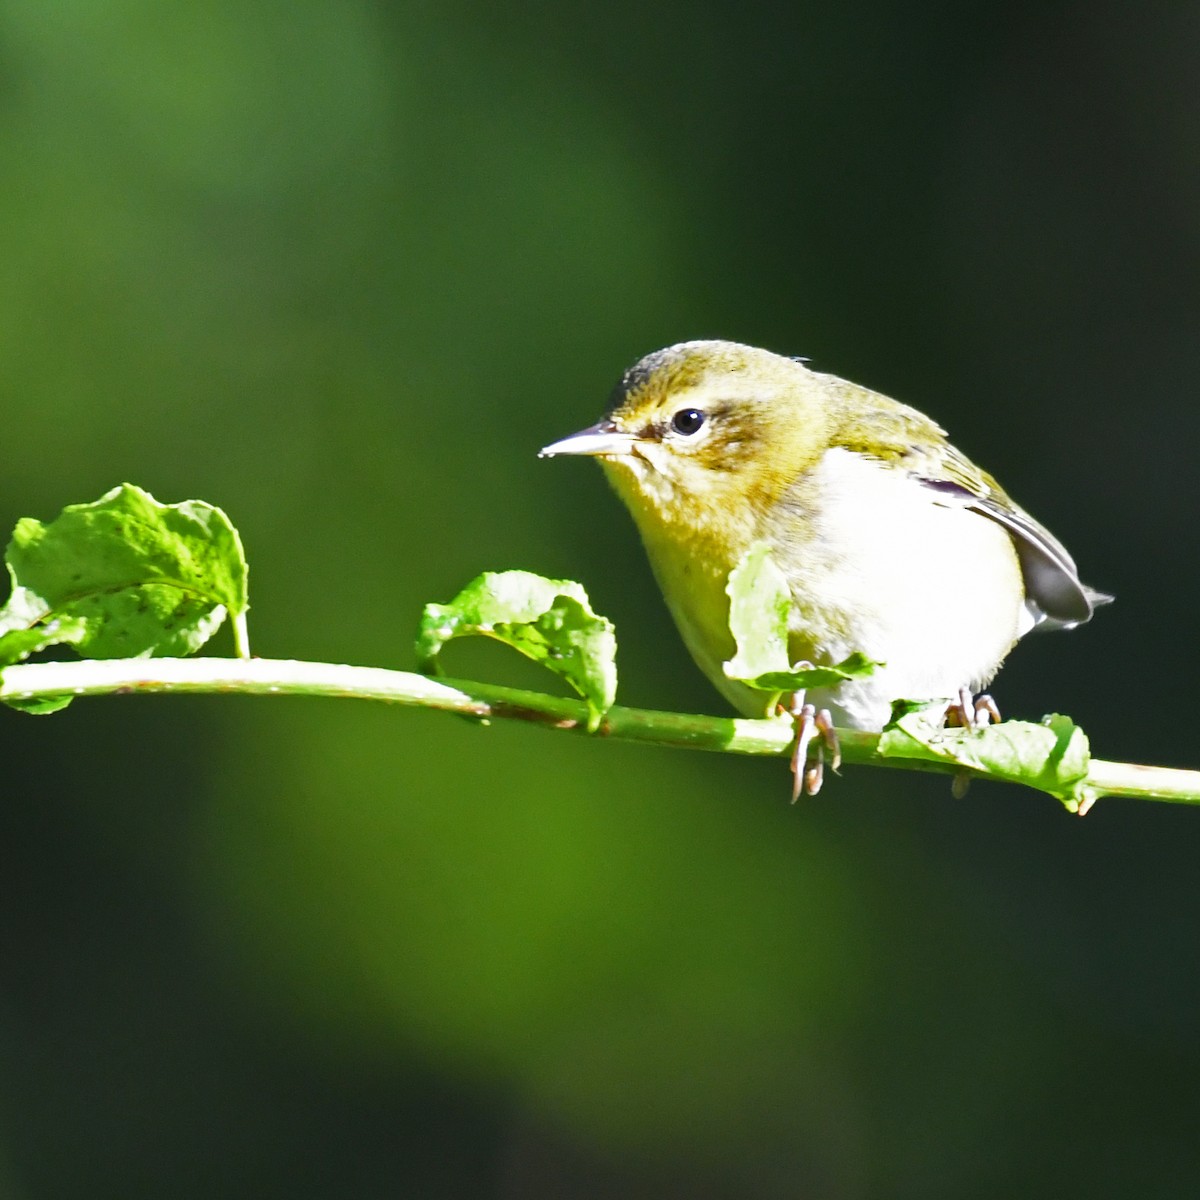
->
[538,420,639,459]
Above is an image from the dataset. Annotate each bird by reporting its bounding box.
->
[540,340,1110,788]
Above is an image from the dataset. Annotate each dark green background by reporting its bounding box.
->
[1,3,1196,1197]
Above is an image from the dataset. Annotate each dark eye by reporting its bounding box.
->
[670,408,706,436]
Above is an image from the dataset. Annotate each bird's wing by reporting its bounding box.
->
[915,448,1112,630]
[823,377,1111,629]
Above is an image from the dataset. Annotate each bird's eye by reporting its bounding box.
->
[669,408,706,436]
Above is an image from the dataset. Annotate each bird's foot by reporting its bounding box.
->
[944,687,1001,798]
[944,686,1001,731]
[785,692,841,800]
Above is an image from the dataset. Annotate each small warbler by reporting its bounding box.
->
[541,340,1110,742]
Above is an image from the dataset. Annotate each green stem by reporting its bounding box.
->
[1,656,1197,808]
[231,611,251,659]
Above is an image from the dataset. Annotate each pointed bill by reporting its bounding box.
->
[539,421,639,459]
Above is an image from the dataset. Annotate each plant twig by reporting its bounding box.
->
[1,656,1197,808]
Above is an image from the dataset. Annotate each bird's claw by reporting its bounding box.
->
[945,687,1001,797]
[945,686,1001,730]
[786,693,841,800]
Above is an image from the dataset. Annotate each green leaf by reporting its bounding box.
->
[723,542,793,681]
[0,617,88,665]
[878,708,1092,810]
[746,651,880,694]
[0,484,250,710]
[0,617,89,713]
[415,570,617,731]
[2,691,76,716]
[723,542,878,695]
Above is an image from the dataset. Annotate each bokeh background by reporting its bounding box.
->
[0,2,1197,1197]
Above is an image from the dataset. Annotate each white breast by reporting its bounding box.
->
[770,449,1027,729]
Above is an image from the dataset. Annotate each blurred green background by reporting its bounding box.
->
[1,2,1197,1197]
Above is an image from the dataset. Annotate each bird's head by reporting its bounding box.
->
[540,340,831,539]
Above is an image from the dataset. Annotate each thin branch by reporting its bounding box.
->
[1,655,1197,807]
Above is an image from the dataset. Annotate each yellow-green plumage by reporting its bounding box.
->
[541,340,1109,730]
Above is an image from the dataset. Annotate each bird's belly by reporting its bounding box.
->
[773,450,1026,729]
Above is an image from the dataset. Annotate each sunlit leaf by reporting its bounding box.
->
[416,570,616,731]
[723,542,878,696]
[878,708,1092,810]
[0,484,250,711]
